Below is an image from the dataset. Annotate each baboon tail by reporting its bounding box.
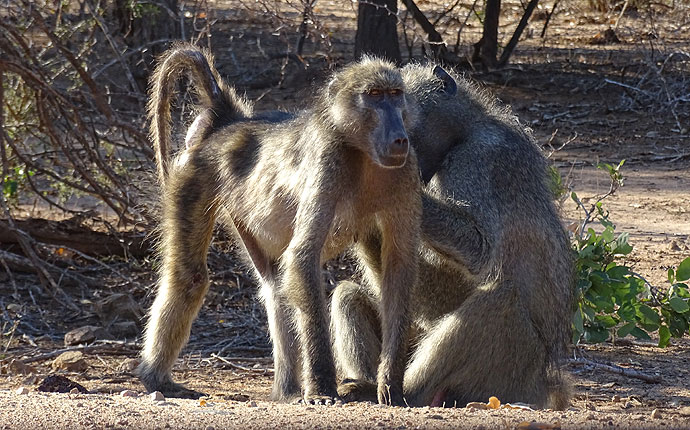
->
[147,43,253,183]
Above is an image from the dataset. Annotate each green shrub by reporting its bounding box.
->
[570,161,690,347]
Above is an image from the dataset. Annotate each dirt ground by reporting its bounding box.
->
[1,1,690,429]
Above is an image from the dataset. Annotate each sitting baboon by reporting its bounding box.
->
[331,64,573,409]
[138,44,421,406]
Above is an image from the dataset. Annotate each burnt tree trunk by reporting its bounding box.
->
[472,0,501,68]
[354,0,402,64]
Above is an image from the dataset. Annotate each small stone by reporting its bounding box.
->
[51,351,88,372]
[466,402,490,410]
[586,414,596,420]
[622,401,632,409]
[611,395,621,403]
[428,414,444,420]
[120,390,138,398]
[679,407,690,417]
[150,391,165,401]
[16,386,30,395]
[248,400,257,407]
[64,326,103,346]
[69,387,80,395]
[109,321,138,339]
[651,409,661,419]
[117,358,140,373]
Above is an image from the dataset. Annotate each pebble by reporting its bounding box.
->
[651,409,661,419]
[150,391,165,401]
[69,387,80,395]
[428,414,444,420]
[611,395,621,402]
[678,407,690,417]
[120,390,138,398]
[15,386,30,395]
[248,400,258,407]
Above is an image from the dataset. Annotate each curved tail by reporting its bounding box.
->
[147,42,253,183]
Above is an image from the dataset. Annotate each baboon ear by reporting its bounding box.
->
[433,65,457,96]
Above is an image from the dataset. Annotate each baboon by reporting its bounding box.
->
[331,64,573,409]
[138,44,421,406]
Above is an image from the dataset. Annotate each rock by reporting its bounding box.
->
[64,326,104,346]
[108,321,139,339]
[69,387,81,394]
[4,359,36,375]
[6,303,22,314]
[611,395,621,402]
[679,406,690,416]
[52,351,88,372]
[248,400,258,407]
[466,402,490,410]
[120,390,138,398]
[223,393,250,402]
[37,375,88,393]
[150,391,165,401]
[94,294,143,326]
[117,358,140,373]
[651,409,661,419]
[15,386,30,395]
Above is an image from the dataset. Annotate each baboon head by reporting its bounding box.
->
[324,57,417,168]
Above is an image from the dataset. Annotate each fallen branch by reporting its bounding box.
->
[569,357,661,383]
[19,342,138,364]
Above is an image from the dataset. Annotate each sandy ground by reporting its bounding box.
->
[2,0,690,429]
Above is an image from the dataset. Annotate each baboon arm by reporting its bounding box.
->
[421,192,492,276]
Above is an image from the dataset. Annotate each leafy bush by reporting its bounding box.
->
[570,161,690,347]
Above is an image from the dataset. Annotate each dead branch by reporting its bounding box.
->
[569,357,662,383]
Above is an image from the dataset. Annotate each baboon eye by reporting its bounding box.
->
[389,89,403,96]
[366,88,384,97]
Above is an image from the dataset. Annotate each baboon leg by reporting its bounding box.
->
[139,163,217,398]
[404,280,549,408]
[232,222,302,403]
[331,280,381,403]
[259,281,301,402]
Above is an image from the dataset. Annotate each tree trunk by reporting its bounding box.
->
[472,0,501,68]
[354,0,402,64]
[111,0,180,90]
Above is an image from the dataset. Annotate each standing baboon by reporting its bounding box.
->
[331,64,573,409]
[138,44,421,406]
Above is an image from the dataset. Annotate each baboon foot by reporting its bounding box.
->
[138,365,206,399]
[300,393,342,406]
[337,379,377,403]
[378,383,405,407]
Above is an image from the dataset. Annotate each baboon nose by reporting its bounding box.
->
[390,137,409,157]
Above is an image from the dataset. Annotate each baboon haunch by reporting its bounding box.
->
[139,44,421,405]
[331,65,573,409]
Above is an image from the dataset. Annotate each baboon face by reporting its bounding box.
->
[357,86,410,168]
[327,59,414,169]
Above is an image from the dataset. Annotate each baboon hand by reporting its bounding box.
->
[377,380,405,407]
[337,379,378,403]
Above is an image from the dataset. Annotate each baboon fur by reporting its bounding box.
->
[331,64,573,410]
[139,43,422,405]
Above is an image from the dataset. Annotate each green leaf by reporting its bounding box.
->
[638,305,661,325]
[668,267,676,284]
[584,326,610,344]
[658,325,671,348]
[617,322,636,337]
[676,257,690,282]
[617,304,636,322]
[573,309,584,334]
[669,297,689,313]
[595,314,618,328]
[630,326,652,340]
